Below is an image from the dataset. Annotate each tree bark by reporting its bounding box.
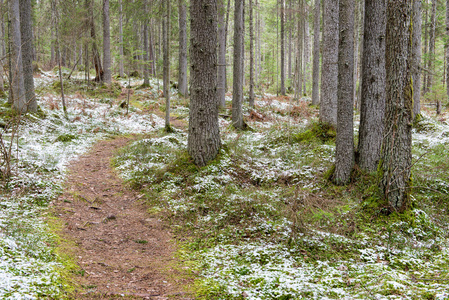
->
[232,0,244,129]
[103,0,111,84]
[280,0,286,95]
[218,0,227,107]
[118,0,124,78]
[333,0,354,185]
[178,0,188,97]
[88,0,103,82]
[379,0,413,212]
[188,0,221,167]
[320,0,339,127]
[19,0,36,112]
[427,0,436,91]
[357,0,386,173]
[163,0,171,130]
[9,0,26,112]
[143,0,150,86]
[311,0,320,106]
[249,0,255,107]
[413,0,422,117]
[423,4,428,95]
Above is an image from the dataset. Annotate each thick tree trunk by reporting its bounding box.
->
[232,0,244,129]
[9,0,26,112]
[280,0,286,95]
[103,0,111,84]
[357,0,386,173]
[311,0,320,106]
[249,0,255,107]
[88,0,103,82]
[163,0,171,130]
[413,0,422,117]
[218,0,227,107]
[178,0,188,97]
[379,0,413,212]
[333,0,354,185]
[188,0,221,167]
[118,0,124,77]
[19,0,36,112]
[320,0,339,127]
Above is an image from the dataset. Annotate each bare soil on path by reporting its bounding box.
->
[53,137,193,299]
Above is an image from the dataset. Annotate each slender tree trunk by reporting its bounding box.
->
[280,0,286,95]
[225,0,231,92]
[446,0,449,101]
[19,0,36,112]
[118,0,124,77]
[357,0,386,173]
[178,0,188,97]
[149,24,155,76]
[288,0,292,82]
[188,0,221,167]
[232,0,245,129]
[163,0,171,130]
[423,4,428,95]
[355,0,365,110]
[320,0,339,127]
[413,0,422,117]
[249,0,255,107]
[427,0,436,91]
[143,0,150,85]
[218,0,227,107]
[103,0,111,84]
[333,0,354,185]
[9,0,26,112]
[303,3,310,94]
[380,0,413,212]
[89,0,103,81]
[312,0,320,105]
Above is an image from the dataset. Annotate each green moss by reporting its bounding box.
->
[55,134,77,143]
[293,121,336,144]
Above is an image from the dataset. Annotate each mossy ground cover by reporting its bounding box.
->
[114,97,449,299]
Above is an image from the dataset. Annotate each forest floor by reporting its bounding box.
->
[52,137,193,299]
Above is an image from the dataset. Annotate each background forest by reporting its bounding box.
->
[0,0,448,299]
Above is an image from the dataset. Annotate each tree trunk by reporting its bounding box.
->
[413,0,422,117]
[163,0,171,130]
[379,0,413,212]
[188,0,221,167]
[178,0,188,97]
[303,3,310,94]
[249,0,255,107]
[19,0,36,112]
[280,0,286,95]
[333,0,354,185]
[312,0,321,106]
[423,4,428,95]
[143,0,150,85]
[118,0,124,78]
[427,0,436,92]
[218,0,227,107]
[232,0,244,129]
[320,0,339,127]
[357,0,386,173]
[103,0,111,84]
[288,0,292,82]
[9,0,26,112]
[89,0,103,82]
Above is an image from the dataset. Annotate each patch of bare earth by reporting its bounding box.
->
[52,137,193,299]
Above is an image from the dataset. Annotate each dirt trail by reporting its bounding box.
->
[53,137,192,299]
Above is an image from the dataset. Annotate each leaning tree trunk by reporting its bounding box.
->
[232,0,244,129]
[311,0,320,106]
[379,0,413,213]
[357,0,386,173]
[103,0,111,84]
[188,0,221,167]
[19,0,36,112]
[413,0,422,117]
[333,0,354,185]
[178,0,188,97]
[9,0,26,112]
[320,0,339,127]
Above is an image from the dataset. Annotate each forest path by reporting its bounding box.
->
[53,137,192,299]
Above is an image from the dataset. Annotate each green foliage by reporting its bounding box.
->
[293,121,336,144]
[55,134,77,143]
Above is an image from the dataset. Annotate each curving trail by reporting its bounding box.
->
[53,137,192,299]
